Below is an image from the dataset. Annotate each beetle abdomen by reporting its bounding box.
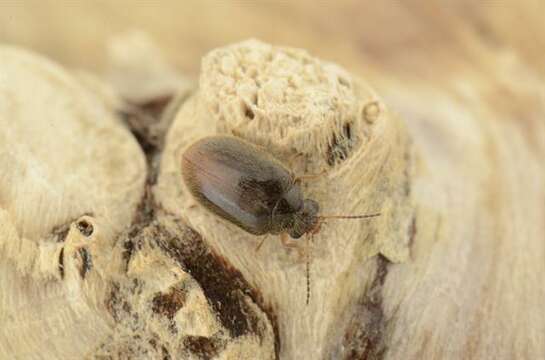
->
[181,136,293,235]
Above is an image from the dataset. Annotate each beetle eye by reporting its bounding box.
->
[302,199,319,216]
[275,198,293,215]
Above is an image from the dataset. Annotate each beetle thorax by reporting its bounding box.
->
[270,185,320,239]
[287,199,320,239]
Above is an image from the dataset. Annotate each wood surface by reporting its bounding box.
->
[0,1,544,359]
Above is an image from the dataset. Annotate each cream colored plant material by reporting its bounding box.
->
[0,45,274,360]
[3,34,543,360]
[157,40,413,359]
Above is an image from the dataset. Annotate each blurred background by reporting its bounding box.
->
[2,0,544,83]
[3,1,544,156]
[1,3,544,359]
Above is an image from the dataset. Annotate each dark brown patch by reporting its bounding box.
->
[122,238,136,271]
[77,219,94,237]
[78,247,92,279]
[105,282,122,322]
[327,122,354,166]
[96,93,188,359]
[104,281,136,325]
[58,247,65,279]
[152,287,187,320]
[244,103,255,120]
[120,94,173,155]
[110,203,278,357]
[156,225,257,336]
[50,212,94,243]
[121,93,178,188]
[408,215,417,249]
[52,225,70,243]
[123,190,155,270]
[340,255,390,360]
[110,201,279,357]
[183,335,222,360]
[157,221,280,359]
[106,92,279,358]
[161,345,171,360]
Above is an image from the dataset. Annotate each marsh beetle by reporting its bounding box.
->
[181,135,379,303]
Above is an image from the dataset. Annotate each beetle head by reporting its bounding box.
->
[288,199,320,239]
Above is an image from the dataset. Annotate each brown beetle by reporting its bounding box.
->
[181,135,379,303]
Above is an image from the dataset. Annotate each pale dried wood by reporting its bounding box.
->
[0,2,544,359]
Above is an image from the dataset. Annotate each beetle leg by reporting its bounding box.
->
[295,169,327,183]
[280,233,307,260]
[280,233,298,248]
[306,233,312,305]
[311,218,324,235]
[255,235,268,252]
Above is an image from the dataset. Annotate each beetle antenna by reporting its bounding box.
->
[306,233,312,306]
[317,213,381,219]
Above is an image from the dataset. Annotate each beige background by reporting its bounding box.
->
[2,1,543,79]
[1,1,544,359]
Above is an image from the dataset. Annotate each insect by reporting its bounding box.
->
[181,135,379,304]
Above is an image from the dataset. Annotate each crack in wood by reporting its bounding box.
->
[340,255,390,360]
[157,222,281,359]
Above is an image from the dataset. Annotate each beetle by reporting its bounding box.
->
[181,135,379,303]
